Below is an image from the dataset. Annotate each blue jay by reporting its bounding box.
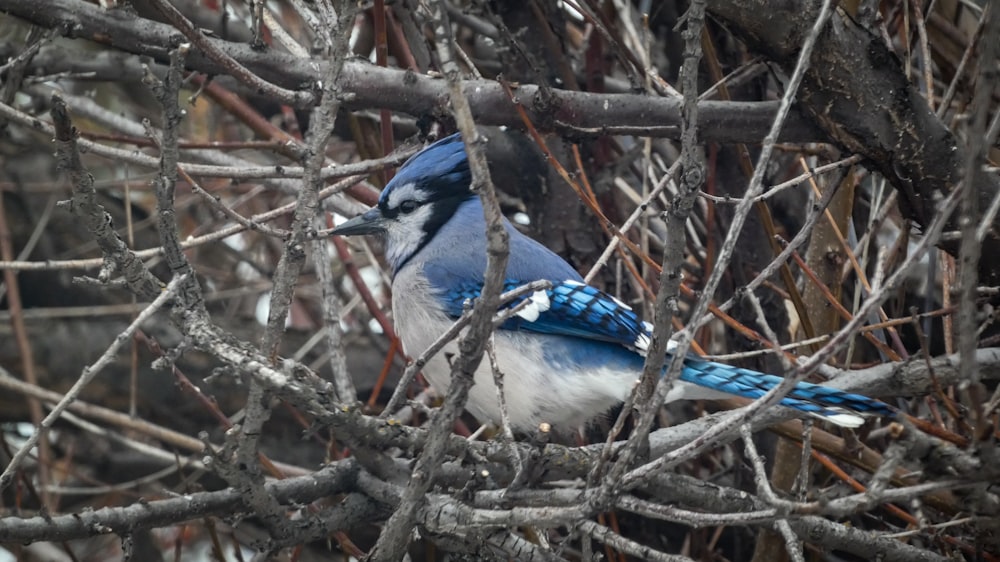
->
[333,134,893,431]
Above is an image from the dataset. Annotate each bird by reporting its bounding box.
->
[332,133,894,432]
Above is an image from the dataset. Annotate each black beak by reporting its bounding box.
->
[331,208,386,236]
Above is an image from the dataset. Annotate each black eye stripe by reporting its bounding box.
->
[377,200,399,219]
[379,199,422,219]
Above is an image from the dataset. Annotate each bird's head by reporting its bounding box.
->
[332,134,475,273]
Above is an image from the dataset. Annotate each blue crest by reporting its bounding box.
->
[378,134,472,209]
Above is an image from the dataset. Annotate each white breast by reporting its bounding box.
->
[391,266,635,431]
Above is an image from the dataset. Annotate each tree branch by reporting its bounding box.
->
[0,0,822,144]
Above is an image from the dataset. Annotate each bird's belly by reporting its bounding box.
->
[393,300,634,431]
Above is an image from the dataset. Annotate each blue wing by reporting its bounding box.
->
[436,277,894,426]
[438,278,652,351]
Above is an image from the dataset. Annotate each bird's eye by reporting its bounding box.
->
[399,200,419,214]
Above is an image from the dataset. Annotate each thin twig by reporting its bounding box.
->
[0,275,186,491]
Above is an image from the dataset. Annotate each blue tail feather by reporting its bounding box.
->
[679,357,894,427]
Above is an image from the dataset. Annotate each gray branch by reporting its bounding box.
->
[0,0,820,144]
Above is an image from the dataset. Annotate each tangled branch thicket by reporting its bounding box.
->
[0,0,998,560]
